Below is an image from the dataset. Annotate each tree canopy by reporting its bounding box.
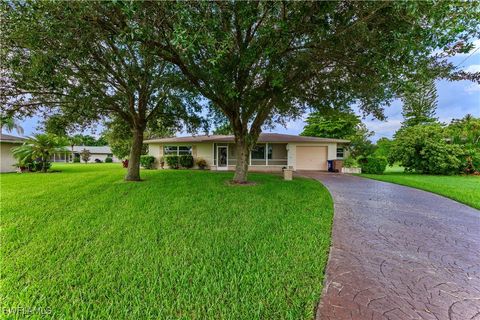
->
[2,1,479,182]
[1,1,202,180]
[141,1,479,182]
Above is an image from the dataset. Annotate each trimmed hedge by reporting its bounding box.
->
[358,156,387,174]
[105,157,113,163]
[165,155,179,169]
[140,155,156,169]
[179,155,194,168]
[164,155,194,169]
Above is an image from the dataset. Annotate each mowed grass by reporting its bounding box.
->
[0,164,333,319]
[361,169,480,210]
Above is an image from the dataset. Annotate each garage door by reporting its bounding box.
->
[296,146,328,170]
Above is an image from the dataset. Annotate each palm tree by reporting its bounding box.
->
[0,116,24,135]
[12,134,67,172]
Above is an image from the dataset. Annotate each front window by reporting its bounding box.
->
[251,144,266,159]
[164,145,192,156]
[336,147,344,158]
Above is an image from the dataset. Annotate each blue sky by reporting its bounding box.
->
[14,40,480,142]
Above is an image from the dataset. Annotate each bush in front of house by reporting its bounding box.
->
[196,158,208,169]
[73,156,80,163]
[358,156,387,174]
[105,157,113,163]
[165,155,179,169]
[95,159,103,163]
[343,156,358,168]
[179,155,194,168]
[140,155,156,169]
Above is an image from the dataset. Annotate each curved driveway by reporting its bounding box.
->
[300,173,480,320]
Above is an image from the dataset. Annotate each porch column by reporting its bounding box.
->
[266,143,269,166]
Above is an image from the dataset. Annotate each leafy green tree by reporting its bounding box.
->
[374,137,393,158]
[389,124,464,175]
[400,79,439,129]
[446,114,480,148]
[143,1,478,182]
[301,112,359,139]
[301,111,374,157]
[102,116,176,160]
[213,123,234,135]
[2,1,201,181]
[0,115,24,135]
[12,134,67,172]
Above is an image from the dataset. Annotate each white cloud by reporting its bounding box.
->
[463,64,480,73]
[464,83,480,94]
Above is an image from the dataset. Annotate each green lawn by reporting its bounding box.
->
[0,164,333,319]
[361,169,480,210]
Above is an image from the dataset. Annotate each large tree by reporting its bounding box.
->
[1,1,201,181]
[142,1,479,183]
[400,79,439,129]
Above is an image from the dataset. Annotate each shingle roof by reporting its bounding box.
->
[144,133,349,144]
[71,146,112,154]
[0,133,26,143]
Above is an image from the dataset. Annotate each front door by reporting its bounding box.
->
[217,146,228,170]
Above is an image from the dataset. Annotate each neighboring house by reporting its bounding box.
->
[145,133,349,171]
[0,133,26,173]
[52,146,119,163]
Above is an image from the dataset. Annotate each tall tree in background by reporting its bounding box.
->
[301,111,360,139]
[143,1,479,183]
[102,116,175,160]
[1,1,201,181]
[301,111,374,157]
[400,79,439,129]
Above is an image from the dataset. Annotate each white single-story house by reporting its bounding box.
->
[145,133,349,171]
[0,133,26,173]
[52,146,119,163]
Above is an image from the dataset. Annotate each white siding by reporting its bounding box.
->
[1,142,19,173]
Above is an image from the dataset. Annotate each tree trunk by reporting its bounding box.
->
[125,128,144,181]
[233,136,250,183]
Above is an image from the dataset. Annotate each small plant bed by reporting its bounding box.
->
[1,163,333,319]
[360,171,480,210]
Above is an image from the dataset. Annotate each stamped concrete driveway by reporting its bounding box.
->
[300,172,480,320]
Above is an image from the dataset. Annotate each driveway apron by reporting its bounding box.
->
[300,172,480,320]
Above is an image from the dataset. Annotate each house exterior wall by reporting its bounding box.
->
[148,142,214,169]
[147,141,342,172]
[1,142,19,173]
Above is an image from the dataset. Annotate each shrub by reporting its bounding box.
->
[460,148,480,174]
[140,155,156,169]
[196,158,208,169]
[389,124,463,175]
[94,159,103,163]
[105,157,113,163]
[343,156,357,168]
[358,156,387,174]
[73,156,80,163]
[179,155,194,168]
[80,149,91,164]
[165,155,179,169]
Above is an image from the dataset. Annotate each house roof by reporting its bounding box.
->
[71,146,112,154]
[0,133,26,143]
[144,133,349,144]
